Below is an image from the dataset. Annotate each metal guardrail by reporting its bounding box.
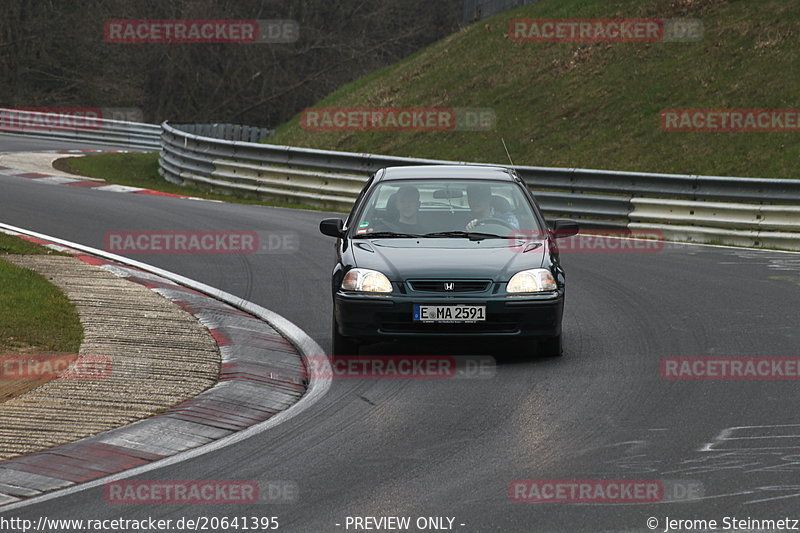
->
[159,121,635,225]
[159,120,800,250]
[171,123,273,143]
[3,110,797,250]
[0,108,160,150]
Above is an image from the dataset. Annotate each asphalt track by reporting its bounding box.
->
[2,133,800,532]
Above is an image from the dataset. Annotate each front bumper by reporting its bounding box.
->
[334,291,564,341]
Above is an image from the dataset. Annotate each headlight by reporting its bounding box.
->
[342,268,393,293]
[507,268,557,293]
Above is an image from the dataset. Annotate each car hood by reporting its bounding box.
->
[349,238,547,281]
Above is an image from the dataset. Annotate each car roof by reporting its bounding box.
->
[376,165,517,182]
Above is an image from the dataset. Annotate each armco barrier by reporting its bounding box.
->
[629,199,800,249]
[159,122,636,225]
[0,108,160,150]
[171,123,274,143]
[4,110,799,250]
[158,120,800,249]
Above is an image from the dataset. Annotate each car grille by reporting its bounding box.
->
[407,280,491,293]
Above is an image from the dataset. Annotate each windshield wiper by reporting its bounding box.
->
[422,231,506,240]
[353,231,422,239]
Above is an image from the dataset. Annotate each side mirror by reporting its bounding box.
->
[320,218,344,238]
[552,219,579,239]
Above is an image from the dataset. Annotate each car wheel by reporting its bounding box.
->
[332,315,359,356]
[539,334,563,357]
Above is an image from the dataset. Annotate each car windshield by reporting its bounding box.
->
[352,179,542,238]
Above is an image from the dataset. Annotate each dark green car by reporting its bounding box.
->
[320,165,578,357]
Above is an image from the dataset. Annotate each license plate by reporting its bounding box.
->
[413,305,486,323]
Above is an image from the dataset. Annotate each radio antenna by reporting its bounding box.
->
[501,138,515,167]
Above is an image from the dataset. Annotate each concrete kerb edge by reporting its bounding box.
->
[0,222,329,511]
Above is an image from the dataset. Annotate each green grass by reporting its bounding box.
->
[0,236,83,353]
[0,233,68,256]
[267,0,800,179]
[54,152,342,211]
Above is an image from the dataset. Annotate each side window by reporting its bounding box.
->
[373,184,399,209]
[345,175,375,228]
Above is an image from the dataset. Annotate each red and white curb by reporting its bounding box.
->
[0,224,328,509]
[0,153,219,201]
[53,150,136,154]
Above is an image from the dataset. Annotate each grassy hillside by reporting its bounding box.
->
[268,0,800,179]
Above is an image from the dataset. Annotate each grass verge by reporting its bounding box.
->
[53,152,343,212]
[0,232,69,256]
[0,233,84,402]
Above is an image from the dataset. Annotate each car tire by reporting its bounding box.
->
[539,334,563,357]
[332,315,359,356]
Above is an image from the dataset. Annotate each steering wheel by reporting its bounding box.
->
[469,217,516,231]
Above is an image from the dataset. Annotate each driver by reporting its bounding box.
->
[393,185,423,233]
[465,184,519,231]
